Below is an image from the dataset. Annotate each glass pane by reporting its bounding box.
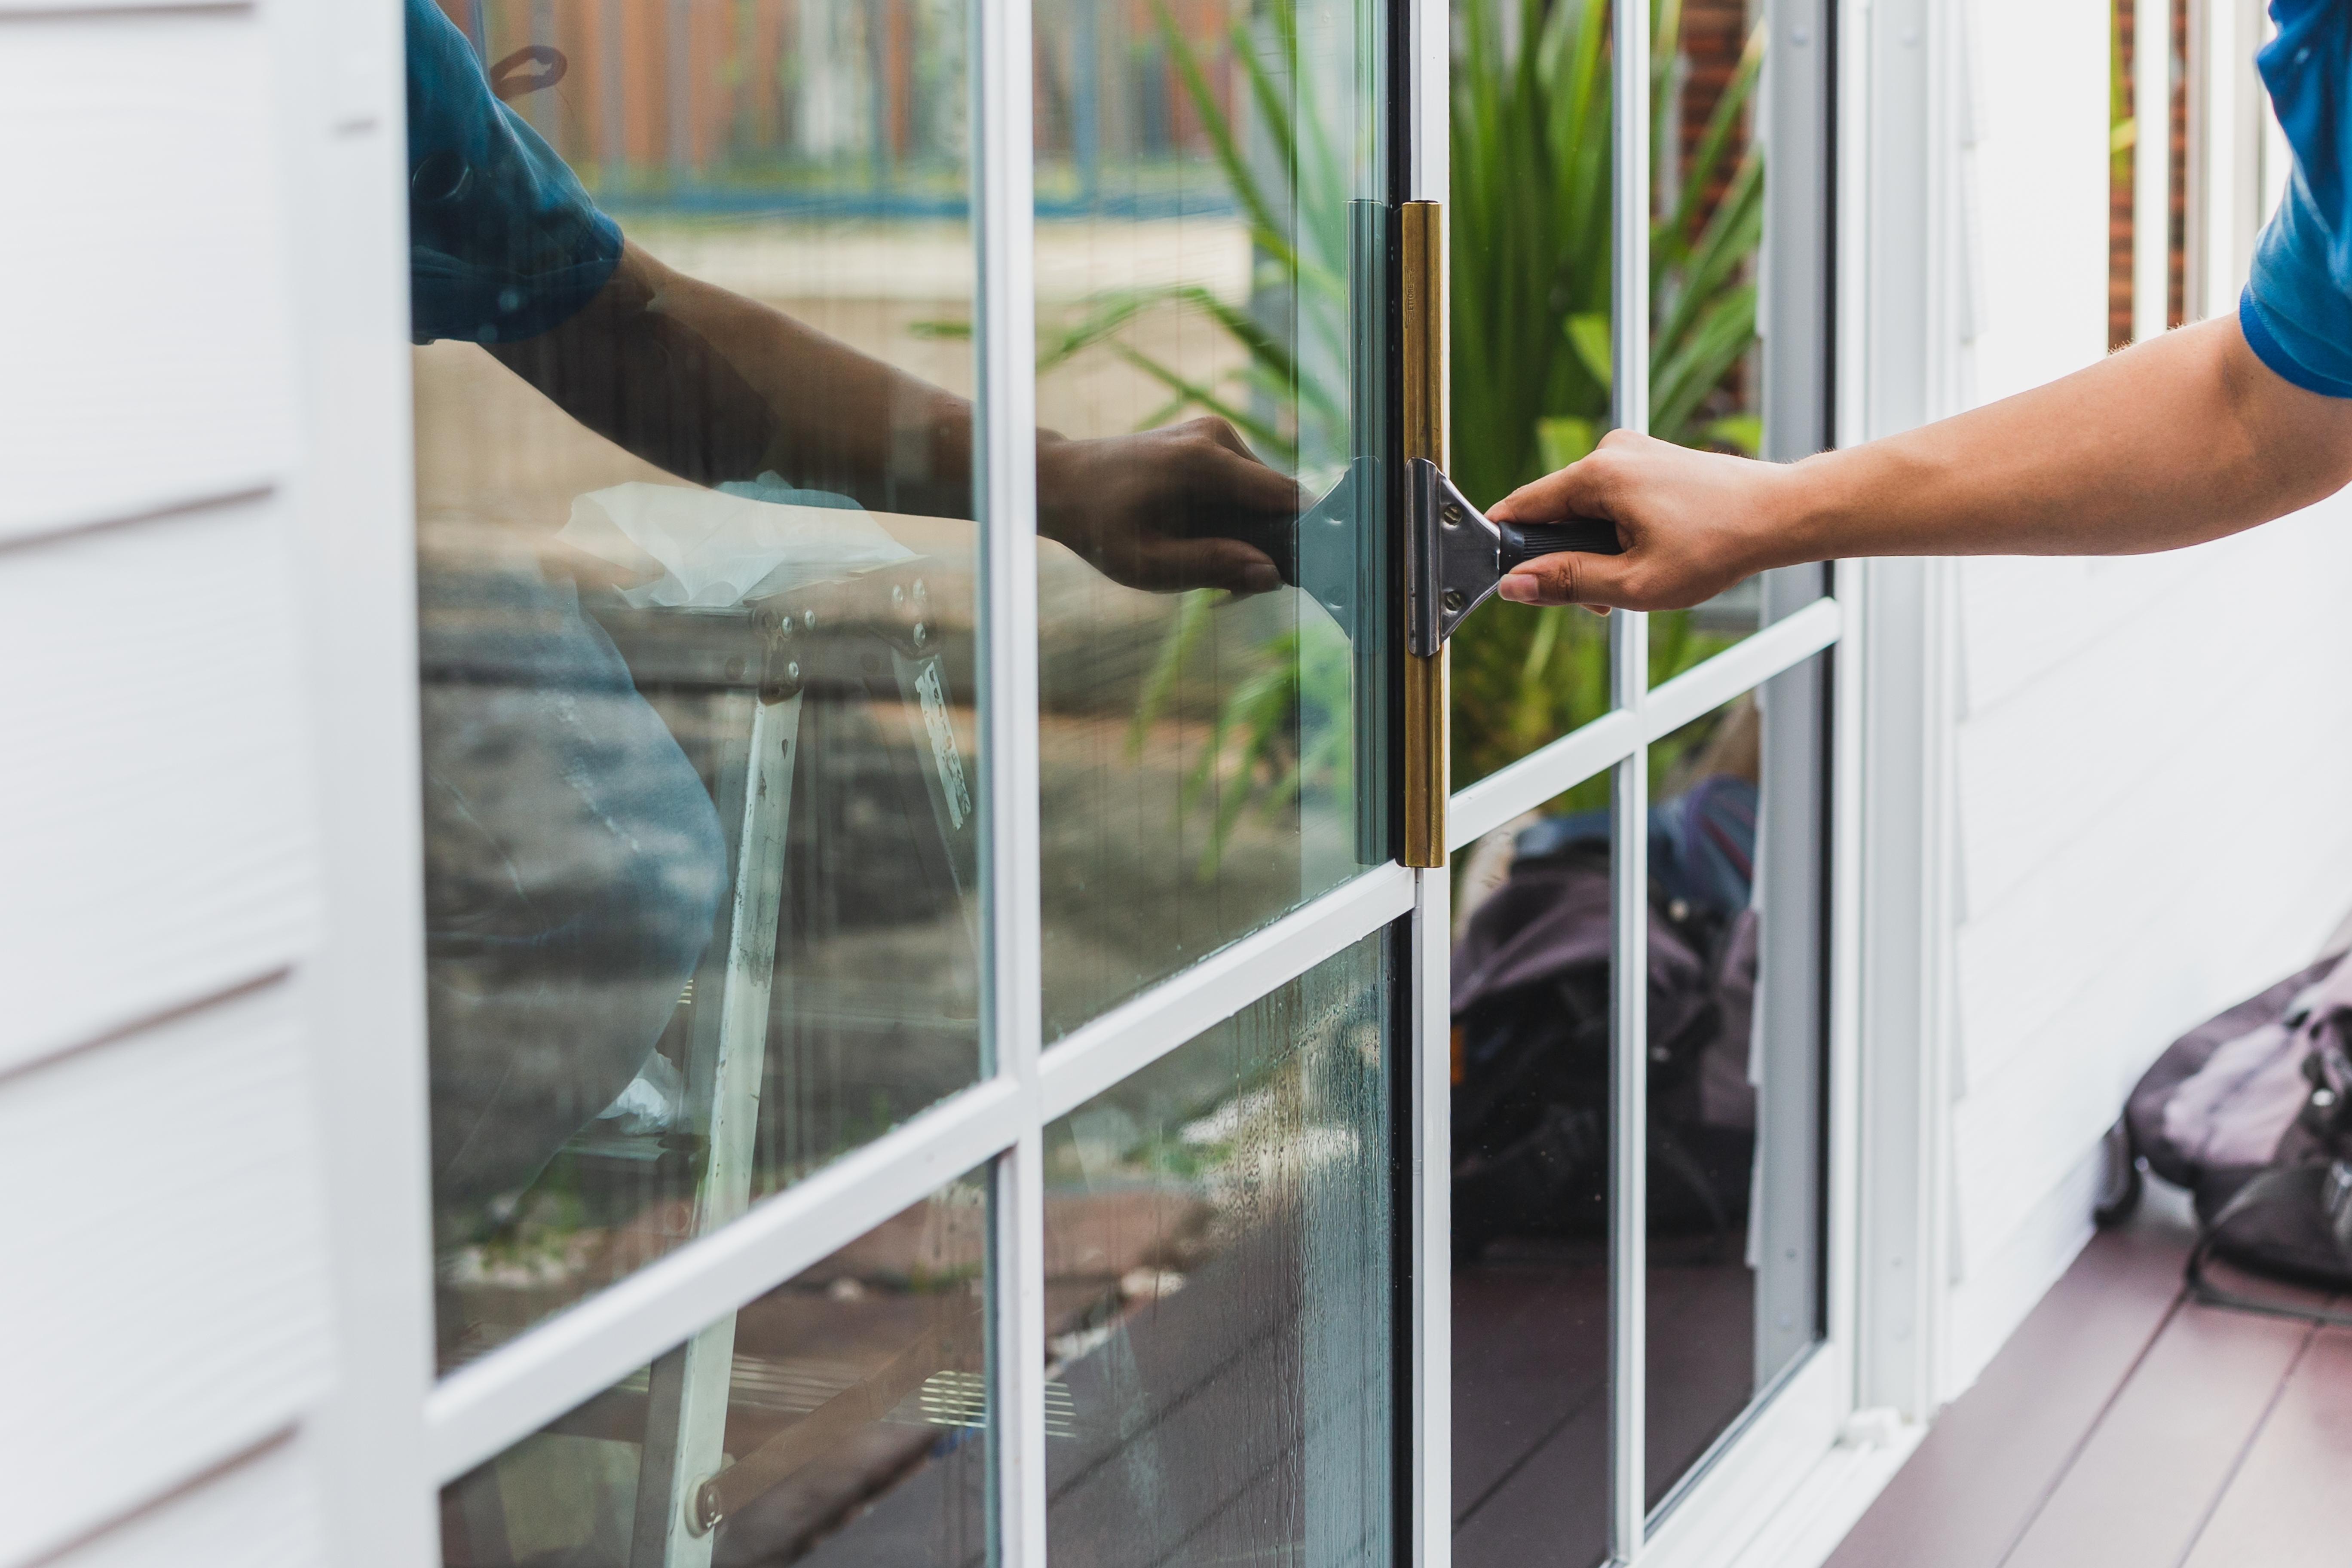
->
[1449,797,1611,1568]
[1451,664,1828,1541]
[1043,932,1393,1564]
[1645,0,1787,683]
[409,0,987,1369]
[1029,0,1393,1037]
[439,1173,990,1565]
[1447,0,1615,788]
[1644,665,1825,1508]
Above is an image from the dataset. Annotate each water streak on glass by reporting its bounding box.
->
[1042,933,1393,1566]
[408,0,988,1368]
[438,1174,990,1566]
[1029,0,1393,1038]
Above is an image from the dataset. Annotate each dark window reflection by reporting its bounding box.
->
[440,1175,989,1568]
[1450,674,1824,1555]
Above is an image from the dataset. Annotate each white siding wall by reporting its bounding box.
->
[0,0,423,1559]
[1930,0,2352,1393]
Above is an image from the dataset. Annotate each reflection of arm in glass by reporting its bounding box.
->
[405,0,1293,592]
[1490,4,2352,612]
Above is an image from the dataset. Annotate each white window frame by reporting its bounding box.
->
[283,0,1926,1560]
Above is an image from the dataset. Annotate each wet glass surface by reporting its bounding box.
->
[1041,932,1394,1566]
[438,1173,990,1567]
[408,0,991,1367]
[1029,0,1393,1038]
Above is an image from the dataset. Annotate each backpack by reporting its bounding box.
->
[1449,780,1761,1264]
[2123,949,2352,1322]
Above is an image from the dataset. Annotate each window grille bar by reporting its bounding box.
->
[971,0,1048,1555]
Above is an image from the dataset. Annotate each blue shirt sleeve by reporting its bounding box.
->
[405,0,622,345]
[2242,0,2352,396]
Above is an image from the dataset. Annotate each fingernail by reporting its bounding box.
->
[1496,576,1534,603]
[1245,564,1282,593]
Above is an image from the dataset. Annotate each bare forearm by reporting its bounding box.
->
[496,242,977,515]
[493,243,1302,594]
[1770,317,2352,567]
[1494,315,2352,612]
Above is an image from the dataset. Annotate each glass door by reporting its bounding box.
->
[1433,0,1842,1561]
[389,0,1843,1556]
[400,0,1415,1562]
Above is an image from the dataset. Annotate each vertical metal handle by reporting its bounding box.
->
[1400,200,1448,869]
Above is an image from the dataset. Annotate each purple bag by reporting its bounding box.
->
[2124,951,2352,1312]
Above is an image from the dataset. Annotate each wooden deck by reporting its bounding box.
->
[1827,1182,2352,1568]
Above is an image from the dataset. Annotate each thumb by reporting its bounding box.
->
[1496,547,1642,609]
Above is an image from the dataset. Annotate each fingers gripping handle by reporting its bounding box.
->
[1498,518,1625,569]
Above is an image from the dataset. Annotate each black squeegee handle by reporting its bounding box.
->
[1498,518,1625,568]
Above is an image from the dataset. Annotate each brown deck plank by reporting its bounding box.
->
[1823,1210,2193,1568]
[1645,1256,1758,1507]
[2000,1298,2313,1568]
[1453,1247,1755,1568]
[1452,1260,1608,1519]
[1451,1388,1612,1568]
[2177,1324,2352,1568]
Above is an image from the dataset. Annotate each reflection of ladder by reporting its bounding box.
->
[604,584,976,1564]
[628,671,800,1567]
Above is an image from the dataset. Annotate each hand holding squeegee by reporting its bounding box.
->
[1405,457,1623,655]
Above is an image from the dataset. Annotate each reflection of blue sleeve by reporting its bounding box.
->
[406,0,622,345]
[2242,0,2352,396]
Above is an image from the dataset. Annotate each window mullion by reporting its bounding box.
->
[972,0,1046,1557]
[1609,0,1652,1547]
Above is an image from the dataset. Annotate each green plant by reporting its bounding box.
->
[1005,0,1769,861]
[1448,0,1766,801]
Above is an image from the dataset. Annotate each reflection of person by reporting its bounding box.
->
[409,0,1299,1228]
[407,0,1296,591]
[1490,0,2352,611]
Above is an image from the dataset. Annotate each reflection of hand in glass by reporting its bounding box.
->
[1037,417,1300,594]
[489,242,1300,595]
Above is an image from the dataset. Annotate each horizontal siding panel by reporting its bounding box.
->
[1950,836,2352,1270]
[1955,551,2199,719]
[0,983,332,1568]
[0,0,252,12]
[0,11,294,542]
[1954,712,2352,1091]
[1962,0,2108,408]
[44,1439,319,1568]
[1956,591,2253,921]
[1954,521,2352,921]
[1944,1137,2106,1396]
[1954,1042,2132,1278]
[0,497,316,1072]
